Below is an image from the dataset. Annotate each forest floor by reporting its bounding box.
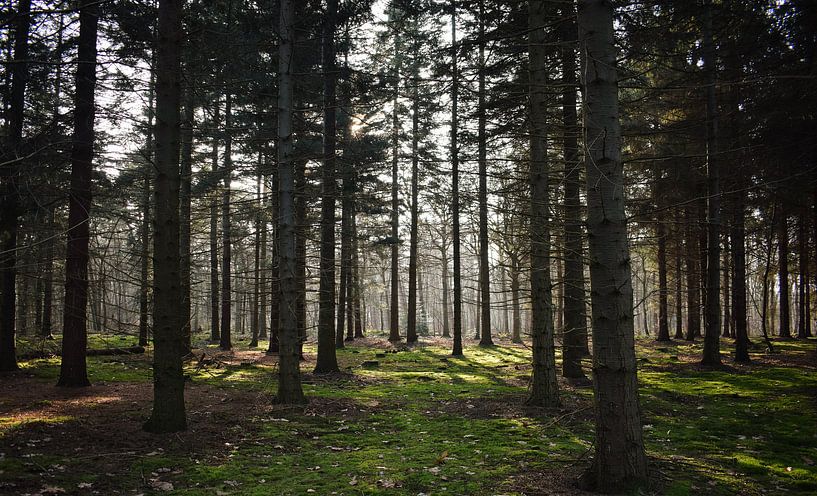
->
[1,333,816,495]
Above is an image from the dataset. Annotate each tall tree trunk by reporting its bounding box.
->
[209,101,220,344]
[250,165,262,348]
[58,0,98,387]
[477,0,492,347]
[732,191,750,361]
[778,204,791,338]
[275,0,305,404]
[144,0,186,433]
[0,0,31,371]
[407,31,420,345]
[577,0,648,489]
[701,0,722,366]
[560,3,588,373]
[315,0,339,372]
[259,175,268,341]
[388,24,401,343]
[220,93,233,351]
[722,236,731,338]
[526,0,559,407]
[450,1,463,356]
[179,82,193,355]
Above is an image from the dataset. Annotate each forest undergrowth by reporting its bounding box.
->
[1,334,815,495]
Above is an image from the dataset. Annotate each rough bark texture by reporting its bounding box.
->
[577,0,648,490]
[58,1,98,388]
[560,3,587,377]
[701,0,722,366]
[315,0,339,373]
[674,235,684,340]
[526,0,559,407]
[144,0,187,434]
[275,0,305,404]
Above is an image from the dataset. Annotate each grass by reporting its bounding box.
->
[1,332,815,495]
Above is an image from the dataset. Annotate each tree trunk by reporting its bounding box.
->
[407,31,420,345]
[526,0,559,408]
[209,101,220,344]
[0,0,31,372]
[267,169,280,354]
[275,0,305,404]
[139,55,156,348]
[315,0,339,372]
[450,1,463,356]
[797,213,808,338]
[144,0,187,433]
[685,207,701,341]
[674,232,684,340]
[220,92,233,351]
[389,24,401,344]
[42,206,55,339]
[58,1,98,387]
[778,204,791,338]
[250,166,262,349]
[477,0,492,347]
[701,0,722,366]
[352,206,364,338]
[441,243,451,338]
[179,82,193,355]
[511,255,521,344]
[722,236,731,338]
[656,220,670,341]
[577,0,648,489]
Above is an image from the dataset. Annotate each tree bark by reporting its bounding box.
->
[389,22,401,344]
[275,0,305,404]
[58,0,98,387]
[315,0,339,372]
[526,0,559,407]
[477,0,492,347]
[577,0,648,489]
[407,30,420,345]
[560,3,589,373]
[209,101,220,344]
[144,0,187,433]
